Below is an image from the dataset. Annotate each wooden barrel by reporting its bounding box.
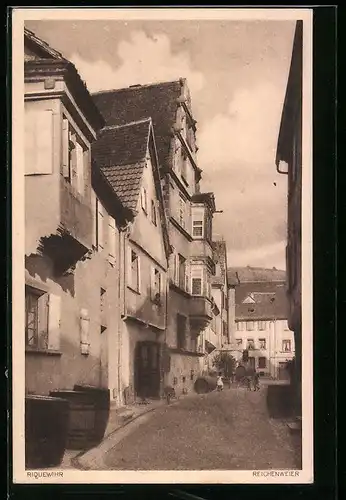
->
[73,384,110,446]
[266,384,294,418]
[25,394,69,469]
[49,390,97,450]
[194,376,217,394]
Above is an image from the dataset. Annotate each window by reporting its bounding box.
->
[181,153,188,181]
[258,320,267,331]
[282,339,292,352]
[222,321,228,337]
[259,338,267,350]
[129,249,140,292]
[192,220,203,238]
[141,187,148,213]
[62,117,86,196]
[108,216,116,265]
[151,200,157,226]
[258,357,267,369]
[191,266,203,296]
[25,286,60,351]
[246,321,255,331]
[179,194,187,229]
[236,338,243,347]
[247,338,255,350]
[177,314,187,349]
[236,322,245,331]
[151,268,161,303]
[178,254,186,290]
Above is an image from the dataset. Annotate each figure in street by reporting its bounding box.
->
[216,372,224,392]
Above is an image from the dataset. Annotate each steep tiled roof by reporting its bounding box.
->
[92,80,183,171]
[92,120,151,213]
[235,281,288,320]
[228,266,286,285]
[24,28,104,132]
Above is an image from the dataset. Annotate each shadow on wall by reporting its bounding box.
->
[26,253,75,296]
[25,336,104,396]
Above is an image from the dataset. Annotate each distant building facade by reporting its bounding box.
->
[227,268,295,379]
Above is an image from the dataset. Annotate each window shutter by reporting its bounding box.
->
[62,118,69,177]
[47,293,61,351]
[91,190,97,248]
[37,109,54,175]
[80,308,90,355]
[97,200,104,250]
[37,293,49,349]
[150,267,155,300]
[137,255,141,293]
[174,253,179,285]
[108,216,116,264]
[185,263,190,292]
[76,142,85,196]
[127,245,132,288]
[25,109,37,175]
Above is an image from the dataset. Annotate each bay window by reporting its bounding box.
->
[62,116,87,197]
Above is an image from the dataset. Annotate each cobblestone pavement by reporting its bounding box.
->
[102,386,302,470]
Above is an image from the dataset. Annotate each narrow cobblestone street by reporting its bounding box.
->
[102,384,301,471]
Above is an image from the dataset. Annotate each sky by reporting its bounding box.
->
[26,18,296,271]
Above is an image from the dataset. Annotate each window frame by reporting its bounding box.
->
[151,199,157,226]
[129,248,141,293]
[282,339,292,352]
[258,338,267,350]
[246,321,255,331]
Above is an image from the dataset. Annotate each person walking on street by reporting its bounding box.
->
[216,372,224,392]
[254,372,260,391]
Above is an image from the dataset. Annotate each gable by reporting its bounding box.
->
[242,294,255,304]
[130,141,169,269]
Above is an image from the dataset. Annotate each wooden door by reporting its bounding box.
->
[135,341,161,399]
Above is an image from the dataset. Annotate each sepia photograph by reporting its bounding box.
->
[12,7,313,484]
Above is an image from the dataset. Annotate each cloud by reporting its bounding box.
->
[227,241,286,270]
[69,30,205,94]
[197,82,284,169]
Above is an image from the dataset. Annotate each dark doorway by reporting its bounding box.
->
[135,341,161,399]
[278,362,290,380]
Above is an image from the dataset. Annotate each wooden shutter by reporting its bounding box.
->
[108,215,116,264]
[47,293,61,351]
[62,117,69,178]
[80,308,90,355]
[25,109,37,175]
[91,190,97,248]
[150,267,156,300]
[137,254,141,293]
[37,109,54,175]
[25,109,53,175]
[76,141,85,196]
[37,293,49,349]
[97,200,104,250]
[127,245,132,289]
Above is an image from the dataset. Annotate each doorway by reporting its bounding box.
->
[135,341,161,399]
[278,362,289,380]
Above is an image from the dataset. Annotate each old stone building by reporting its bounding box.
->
[24,28,130,399]
[92,79,217,396]
[92,118,171,404]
